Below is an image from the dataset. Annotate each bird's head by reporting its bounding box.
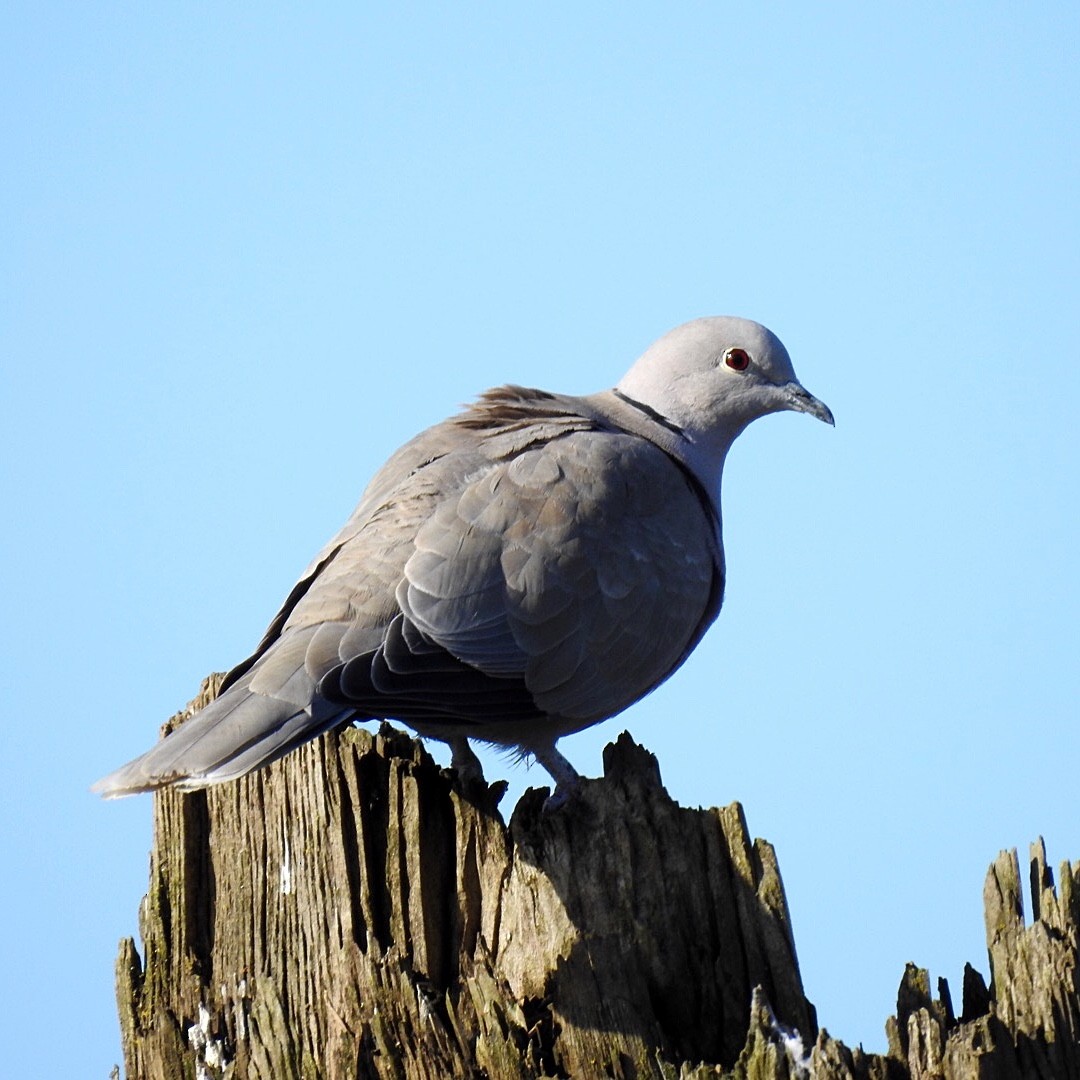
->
[615,316,833,485]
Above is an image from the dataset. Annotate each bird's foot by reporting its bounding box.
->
[542,780,581,813]
[449,736,486,785]
[532,743,583,813]
[446,736,507,809]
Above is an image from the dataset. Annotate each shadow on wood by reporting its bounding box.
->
[114,678,1080,1079]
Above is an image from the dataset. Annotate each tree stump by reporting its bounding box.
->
[114,678,1080,1079]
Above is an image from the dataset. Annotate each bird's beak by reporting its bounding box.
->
[784,383,834,426]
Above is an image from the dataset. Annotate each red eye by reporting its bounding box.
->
[724,347,751,371]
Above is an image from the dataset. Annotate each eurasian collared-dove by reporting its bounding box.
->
[94,317,832,805]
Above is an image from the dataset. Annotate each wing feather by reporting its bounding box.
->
[394,430,720,722]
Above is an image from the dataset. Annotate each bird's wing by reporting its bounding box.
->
[184,418,722,771]
[391,425,723,724]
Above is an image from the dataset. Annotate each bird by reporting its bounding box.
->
[94,316,833,806]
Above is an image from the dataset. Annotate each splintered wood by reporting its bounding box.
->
[114,679,1080,1078]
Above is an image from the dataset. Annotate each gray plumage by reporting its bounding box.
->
[94,316,832,804]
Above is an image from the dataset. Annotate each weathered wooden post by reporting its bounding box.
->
[113,679,1080,1079]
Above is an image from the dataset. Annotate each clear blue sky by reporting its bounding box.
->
[3,4,1078,1075]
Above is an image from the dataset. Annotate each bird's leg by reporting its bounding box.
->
[448,736,486,785]
[532,742,582,811]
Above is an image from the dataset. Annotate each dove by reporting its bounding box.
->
[94,317,832,806]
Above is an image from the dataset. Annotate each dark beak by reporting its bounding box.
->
[784,383,834,426]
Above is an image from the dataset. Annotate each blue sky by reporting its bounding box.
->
[3,4,1078,1075]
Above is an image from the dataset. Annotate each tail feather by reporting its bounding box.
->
[93,627,354,797]
[169,698,350,789]
[92,688,335,797]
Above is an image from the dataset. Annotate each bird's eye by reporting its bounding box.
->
[724,347,751,372]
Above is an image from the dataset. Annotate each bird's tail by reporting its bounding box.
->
[93,631,350,797]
